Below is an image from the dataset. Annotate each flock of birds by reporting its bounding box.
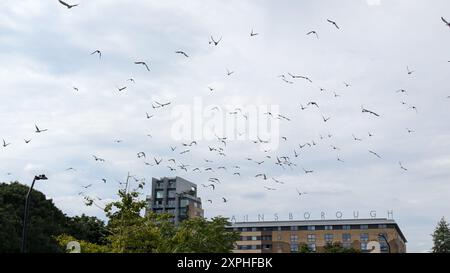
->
[2,1,450,211]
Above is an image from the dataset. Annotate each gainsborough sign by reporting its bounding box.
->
[230,210,395,223]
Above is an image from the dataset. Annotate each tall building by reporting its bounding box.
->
[228,218,407,253]
[146,176,204,224]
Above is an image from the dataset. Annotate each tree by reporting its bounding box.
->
[171,216,240,253]
[431,217,450,253]
[65,214,108,245]
[298,243,313,253]
[57,181,240,253]
[323,242,360,253]
[0,182,67,253]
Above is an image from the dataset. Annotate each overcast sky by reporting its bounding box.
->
[1,0,450,253]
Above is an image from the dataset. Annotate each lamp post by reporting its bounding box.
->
[378,233,391,253]
[21,174,48,253]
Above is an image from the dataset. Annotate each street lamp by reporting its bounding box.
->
[378,233,391,253]
[21,174,48,253]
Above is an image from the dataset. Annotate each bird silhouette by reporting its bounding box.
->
[361,106,380,117]
[327,19,340,29]
[175,51,189,57]
[250,29,259,37]
[91,50,102,59]
[209,36,222,46]
[399,161,408,171]
[135,61,150,71]
[407,66,415,75]
[441,17,450,28]
[35,124,48,133]
[369,150,382,159]
[24,139,32,144]
[154,157,163,165]
[306,31,319,39]
[2,139,11,147]
[59,0,78,9]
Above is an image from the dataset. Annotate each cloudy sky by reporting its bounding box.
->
[1,0,450,252]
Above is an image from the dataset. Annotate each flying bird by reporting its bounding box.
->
[175,51,189,57]
[137,152,146,158]
[307,102,319,108]
[209,36,222,46]
[361,106,380,117]
[406,66,415,75]
[296,188,307,197]
[24,139,32,144]
[250,29,259,37]
[327,19,340,29]
[441,17,450,28]
[306,31,319,39]
[154,157,163,165]
[369,150,382,159]
[222,197,228,203]
[2,139,11,147]
[146,112,154,119]
[322,115,331,123]
[73,87,79,92]
[135,61,150,71]
[58,0,79,9]
[226,68,234,76]
[35,124,48,133]
[90,50,102,59]
[118,86,127,92]
[92,155,105,162]
[399,161,408,171]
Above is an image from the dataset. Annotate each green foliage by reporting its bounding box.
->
[56,234,109,253]
[298,243,313,253]
[323,242,360,253]
[171,217,240,253]
[431,217,450,253]
[65,214,108,245]
[0,182,67,253]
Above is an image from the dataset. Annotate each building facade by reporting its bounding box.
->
[146,176,204,224]
[228,219,407,253]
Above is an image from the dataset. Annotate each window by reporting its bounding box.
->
[277,235,282,241]
[343,242,352,249]
[360,233,369,242]
[167,190,176,198]
[378,234,389,252]
[251,236,258,241]
[360,243,368,251]
[155,190,164,199]
[166,200,175,207]
[307,226,315,231]
[290,234,298,243]
[307,234,316,242]
[262,236,272,241]
[343,225,351,230]
[242,227,248,232]
[378,224,387,229]
[290,244,299,252]
[290,226,298,231]
[342,233,351,242]
[360,225,368,230]
[251,227,257,232]
[324,234,334,243]
[307,243,316,252]
[325,225,333,230]
[263,244,271,250]
[180,199,189,207]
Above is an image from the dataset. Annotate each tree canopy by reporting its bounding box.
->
[431,217,450,253]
